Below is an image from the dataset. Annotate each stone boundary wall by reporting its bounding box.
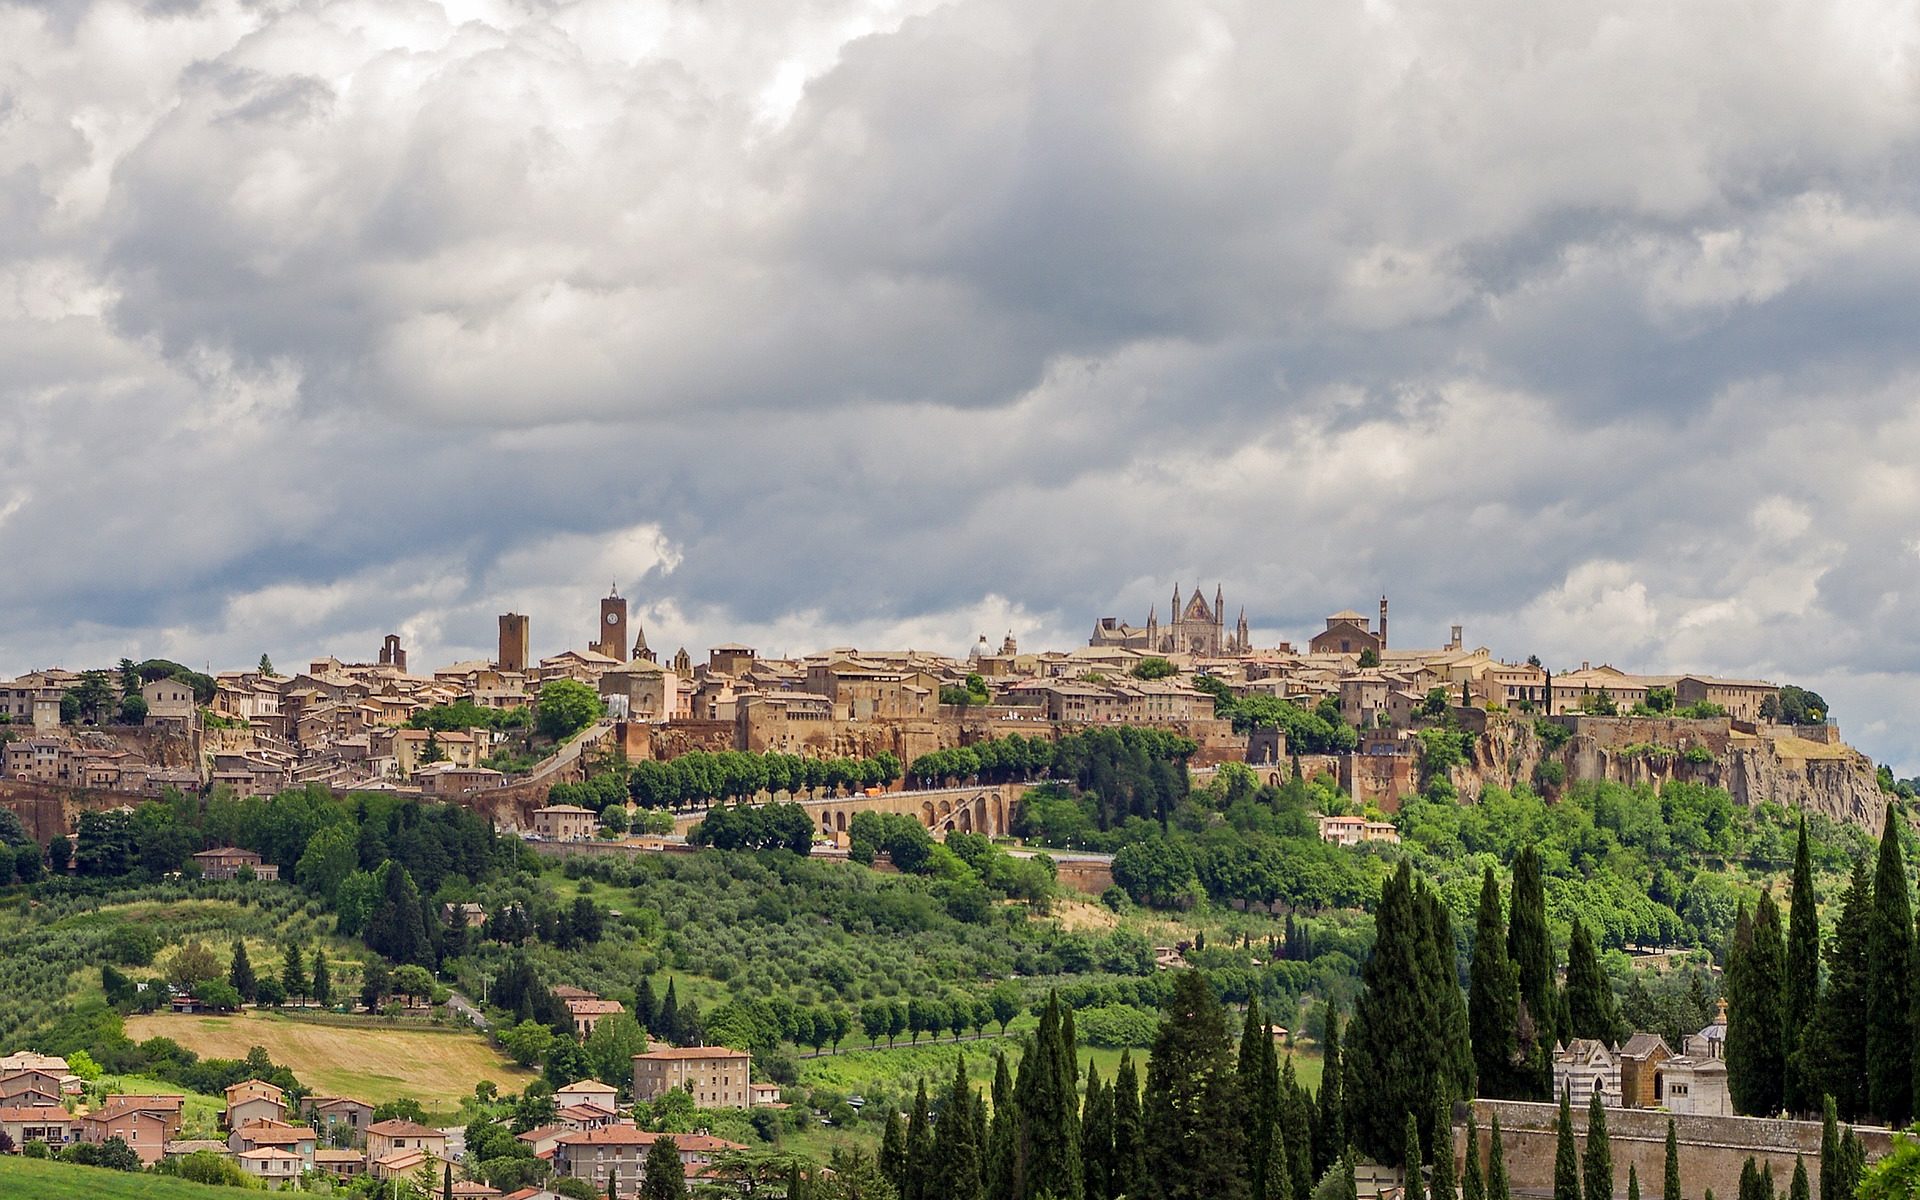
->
[1461,1099,1894,1200]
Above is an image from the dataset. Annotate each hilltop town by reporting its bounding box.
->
[0,585,1913,1200]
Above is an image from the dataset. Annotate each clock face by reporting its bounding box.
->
[606,611,620,625]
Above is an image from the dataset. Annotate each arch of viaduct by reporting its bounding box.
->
[670,783,1027,840]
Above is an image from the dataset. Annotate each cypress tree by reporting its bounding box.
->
[1462,1112,1485,1200]
[1280,1056,1314,1200]
[1239,998,1280,1200]
[1628,1166,1639,1200]
[1788,1159,1808,1200]
[935,1058,984,1200]
[1508,847,1555,1099]
[636,976,658,1035]
[1404,1114,1427,1200]
[881,1106,909,1194]
[1865,806,1913,1124]
[1343,1149,1359,1200]
[1486,1116,1510,1200]
[1760,1162,1775,1200]
[987,1053,1018,1200]
[641,1135,686,1200]
[1080,1062,1112,1200]
[1554,1088,1581,1200]
[310,949,330,1007]
[443,1161,453,1200]
[1727,896,1787,1116]
[1015,993,1081,1200]
[1817,1098,1839,1200]
[659,978,681,1046]
[1470,867,1521,1099]
[1582,1092,1611,1200]
[281,941,306,1005]
[1565,920,1619,1045]
[1143,971,1248,1200]
[229,940,257,1003]
[1783,819,1821,1114]
[1663,1117,1681,1200]
[1837,1128,1866,1200]
[1430,1100,1457,1200]
[1420,885,1476,1130]
[1268,1120,1295,1200]
[906,1081,935,1200]
[1110,1050,1145,1200]
[1315,1009,1345,1174]
[1737,1159,1758,1200]
[1813,861,1871,1118]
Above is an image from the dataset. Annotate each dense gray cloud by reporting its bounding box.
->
[6,0,1920,768]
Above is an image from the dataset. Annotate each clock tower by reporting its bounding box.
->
[594,588,629,662]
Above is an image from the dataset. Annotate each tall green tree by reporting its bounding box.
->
[1865,808,1913,1125]
[309,949,330,1007]
[1463,1112,1484,1200]
[1081,1062,1112,1200]
[281,942,306,1006]
[1564,920,1619,1045]
[1404,1114,1427,1200]
[1553,1089,1581,1200]
[1431,1100,1457,1200]
[641,1135,686,1200]
[1582,1093,1611,1200]
[1507,847,1555,1099]
[1783,819,1821,1114]
[228,940,257,1003]
[1143,971,1247,1200]
[882,1108,910,1196]
[1628,1166,1639,1200]
[1726,896,1786,1116]
[364,862,429,966]
[1110,1050,1145,1200]
[1348,864,1470,1162]
[1015,993,1081,1200]
[1788,1158,1808,1200]
[1238,997,1281,1200]
[659,979,680,1046]
[1663,1118,1681,1200]
[1470,867,1521,1099]
[637,976,659,1035]
[1813,861,1872,1118]
[935,1058,984,1200]
[1315,1009,1345,1173]
[1279,1057,1313,1200]
[905,1082,934,1200]
[1486,1116,1510,1200]
[987,1053,1018,1200]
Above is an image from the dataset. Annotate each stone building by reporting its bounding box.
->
[632,1046,751,1108]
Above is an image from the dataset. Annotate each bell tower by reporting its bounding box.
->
[594,587,629,662]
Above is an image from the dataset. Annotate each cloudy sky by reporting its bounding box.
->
[6,0,1920,769]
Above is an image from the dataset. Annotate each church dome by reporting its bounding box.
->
[969,635,990,660]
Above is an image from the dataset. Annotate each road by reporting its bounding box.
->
[446,991,488,1031]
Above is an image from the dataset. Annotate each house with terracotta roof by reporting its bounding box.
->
[223,1078,287,1129]
[315,1147,368,1178]
[553,1126,749,1194]
[0,1104,79,1150]
[236,1146,304,1184]
[632,1046,751,1108]
[553,1079,620,1111]
[80,1095,185,1165]
[566,998,624,1038]
[192,847,278,881]
[372,1145,451,1183]
[366,1117,448,1175]
[228,1118,315,1167]
[301,1094,375,1146]
[0,1070,64,1107]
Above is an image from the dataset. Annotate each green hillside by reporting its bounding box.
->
[0,1157,236,1200]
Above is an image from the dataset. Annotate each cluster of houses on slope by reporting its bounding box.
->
[0,1042,769,1194]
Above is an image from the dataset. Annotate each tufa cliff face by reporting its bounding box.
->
[1463,715,1888,833]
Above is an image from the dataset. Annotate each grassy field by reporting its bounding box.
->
[126,1010,533,1106]
[0,1156,234,1199]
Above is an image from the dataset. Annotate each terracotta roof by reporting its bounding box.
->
[316,1149,366,1162]
[566,999,624,1014]
[633,1046,750,1061]
[0,1105,74,1121]
[367,1118,443,1138]
[238,1147,305,1161]
[226,1079,286,1100]
[556,1126,655,1146]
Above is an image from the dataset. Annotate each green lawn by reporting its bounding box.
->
[0,1157,236,1199]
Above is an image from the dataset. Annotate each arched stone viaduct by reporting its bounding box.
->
[670,783,1026,840]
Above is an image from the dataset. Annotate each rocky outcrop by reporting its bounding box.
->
[1459,714,1888,834]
